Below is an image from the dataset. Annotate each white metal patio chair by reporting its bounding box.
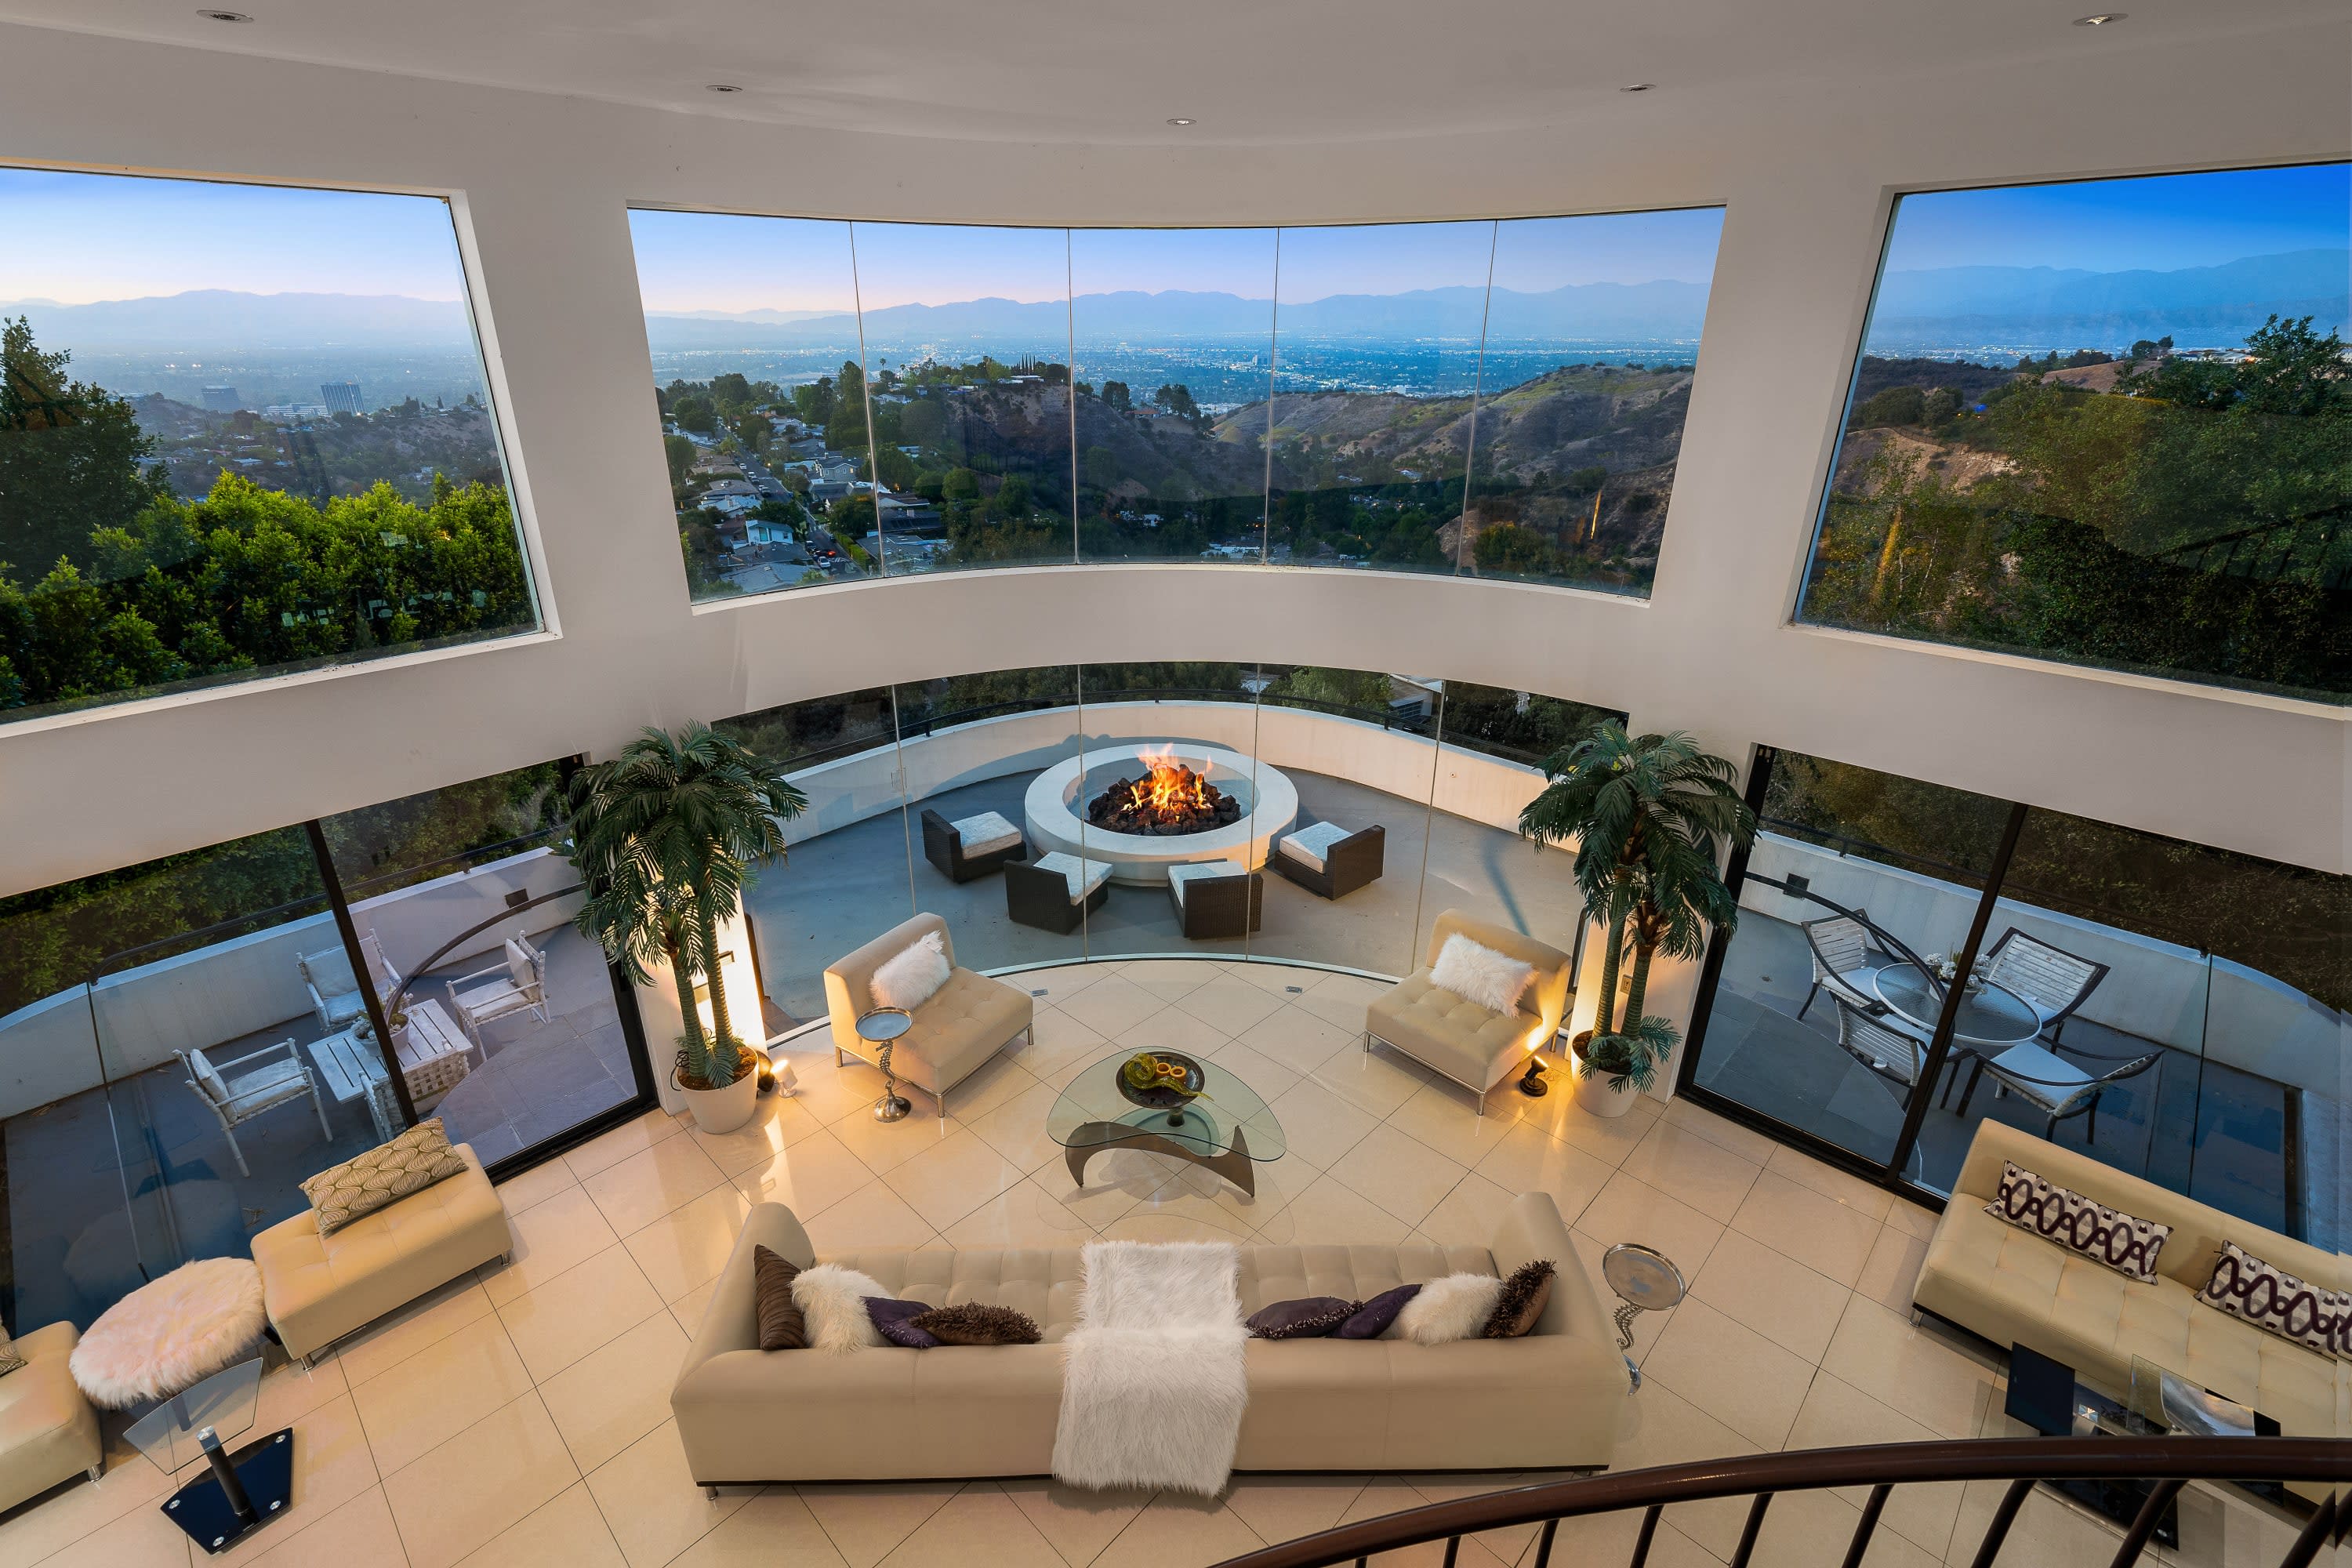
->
[1951,1038,2164,1144]
[1830,997,1934,1110]
[174,1039,332,1178]
[445,935,551,1048]
[296,931,404,1032]
[1797,909,1893,1022]
[1977,927,2108,1043]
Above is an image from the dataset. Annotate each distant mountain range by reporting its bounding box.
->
[6,248,2343,365]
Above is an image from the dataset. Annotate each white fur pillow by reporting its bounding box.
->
[790,1263,891,1353]
[869,931,950,1012]
[1382,1272,1505,1345]
[1429,934,1535,1015]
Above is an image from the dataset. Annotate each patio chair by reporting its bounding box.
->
[1831,997,1933,1107]
[1796,909,1891,1022]
[1168,862,1262,939]
[1978,928,2109,1043]
[919,808,1029,883]
[174,1039,332,1178]
[1269,821,1385,901]
[445,935,551,1047]
[1950,1038,2162,1143]
[296,931,402,1032]
[1005,852,1112,935]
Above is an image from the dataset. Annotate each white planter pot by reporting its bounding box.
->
[1570,1036,1640,1119]
[674,1062,760,1134]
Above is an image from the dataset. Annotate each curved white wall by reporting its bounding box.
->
[0,13,2346,919]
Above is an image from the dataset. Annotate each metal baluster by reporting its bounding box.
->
[2275,1494,2338,1568]
[1967,1478,2034,1568]
[1728,1494,1772,1568]
[1627,1504,1661,1567]
[1838,1484,1891,1568]
[1439,1537,1459,1567]
[2102,1479,2184,1568]
[1529,1518,1559,1568]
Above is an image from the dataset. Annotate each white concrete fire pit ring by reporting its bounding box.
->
[1024,744,1298,887]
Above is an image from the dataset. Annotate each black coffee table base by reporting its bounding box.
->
[1065,1118,1255,1197]
[162,1427,295,1555]
[2004,1345,2179,1548]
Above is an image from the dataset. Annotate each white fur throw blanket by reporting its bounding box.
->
[1052,1240,1247,1496]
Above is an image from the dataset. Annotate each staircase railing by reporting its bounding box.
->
[1210,1437,2348,1568]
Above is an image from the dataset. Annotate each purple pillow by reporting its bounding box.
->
[1338,1283,1421,1340]
[1247,1296,1360,1339]
[864,1297,940,1348]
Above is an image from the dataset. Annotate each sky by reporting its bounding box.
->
[1884,162,2348,274]
[0,168,470,304]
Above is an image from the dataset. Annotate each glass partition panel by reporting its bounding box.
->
[1461,209,1724,593]
[848,224,1076,575]
[318,762,636,1167]
[1,829,361,1329]
[1692,748,2013,1170]
[1069,228,1278,564]
[1933,811,2345,1243]
[1263,223,1497,574]
[1797,162,2351,703]
[629,210,874,595]
[0,169,539,725]
[718,685,907,1029]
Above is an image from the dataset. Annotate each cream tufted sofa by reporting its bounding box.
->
[1363,909,1574,1114]
[0,1323,103,1513]
[823,913,1033,1123]
[671,1191,1628,1486]
[1915,1119,2347,1501]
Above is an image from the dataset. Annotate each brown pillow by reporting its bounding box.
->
[1483,1260,1555,1338]
[300,1117,469,1236]
[909,1302,1042,1346]
[753,1246,807,1351]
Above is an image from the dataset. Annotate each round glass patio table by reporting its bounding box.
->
[1870,964,2040,1047]
[1047,1050,1285,1198]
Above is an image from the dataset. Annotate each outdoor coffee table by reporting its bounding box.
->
[1046,1050,1285,1197]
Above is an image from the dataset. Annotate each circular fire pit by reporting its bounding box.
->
[1024,744,1298,886]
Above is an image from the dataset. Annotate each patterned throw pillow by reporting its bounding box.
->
[1246,1297,1362,1339]
[300,1118,469,1236]
[864,1297,941,1348]
[1983,1161,2171,1283]
[0,1326,24,1379]
[909,1303,1042,1345]
[1483,1260,1555,1338]
[753,1246,806,1351]
[2198,1242,2350,1358]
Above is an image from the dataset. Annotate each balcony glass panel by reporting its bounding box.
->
[0,169,538,724]
[1797,162,2351,702]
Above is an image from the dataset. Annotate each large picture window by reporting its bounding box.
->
[629,212,1722,600]
[0,168,538,724]
[1798,162,2351,702]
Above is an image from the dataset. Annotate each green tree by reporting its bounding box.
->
[1474,522,1556,577]
[1101,381,1132,414]
[663,434,696,492]
[2,318,169,583]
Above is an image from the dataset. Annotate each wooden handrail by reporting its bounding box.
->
[1210,1438,2348,1568]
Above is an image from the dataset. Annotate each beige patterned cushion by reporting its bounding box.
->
[300,1118,470,1236]
[0,1324,23,1378]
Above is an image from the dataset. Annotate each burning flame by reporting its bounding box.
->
[1127,743,1208,816]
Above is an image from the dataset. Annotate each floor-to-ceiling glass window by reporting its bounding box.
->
[0,167,540,725]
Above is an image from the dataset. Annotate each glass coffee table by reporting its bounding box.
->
[1047,1050,1285,1196]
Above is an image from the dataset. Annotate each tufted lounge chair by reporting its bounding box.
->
[822,913,1033,1124]
[1363,909,1573,1116]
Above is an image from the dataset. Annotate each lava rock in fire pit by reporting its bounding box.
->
[1086,761,1244,837]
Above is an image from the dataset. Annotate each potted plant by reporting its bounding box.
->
[568,723,807,1134]
[1520,723,1755,1117]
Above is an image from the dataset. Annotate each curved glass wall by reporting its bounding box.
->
[629,210,1723,598]
[1798,162,2351,703]
[0,168,539,725]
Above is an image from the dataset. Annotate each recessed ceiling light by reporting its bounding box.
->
[706,83,744,93]
[1619,82,1656,93]
[195,8,252,20]
[2072,12,2125,24]
[1166,118,1196,126]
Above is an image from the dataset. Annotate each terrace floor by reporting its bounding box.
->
[745,765,1583,1026]
[2,925,636,1333]
[0,957,2309,1568]
[1690,912,2319,1242]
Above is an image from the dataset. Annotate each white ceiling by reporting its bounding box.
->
[0,0,2339,147]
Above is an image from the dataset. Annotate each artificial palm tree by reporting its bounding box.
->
[568,723,808,1091]
[1520,723,1755,1091]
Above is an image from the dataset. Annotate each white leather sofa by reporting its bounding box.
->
[1914,1120,2345,1501]
[1365,909,1573,1114]
[672,1191,1628,1485]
